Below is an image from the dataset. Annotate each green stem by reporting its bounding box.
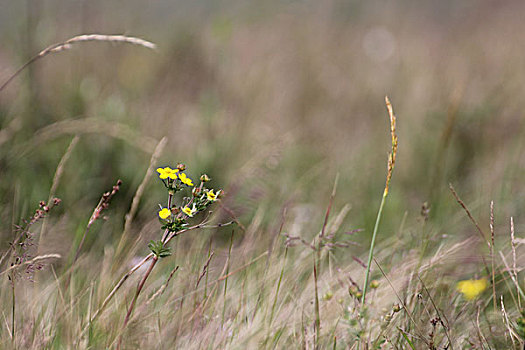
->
[361,192,387,306]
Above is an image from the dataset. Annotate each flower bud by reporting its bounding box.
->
[323,291,333,301]
[200,174,211,182]
[349,286,359,296]
[176,163,186,171]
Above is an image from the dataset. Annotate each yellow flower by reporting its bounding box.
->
[457,278,488,300]
[182,204,197,217]
[158,208,171,219]
[178,173,194,186]
[207,189,219,201]
[156,167,178,180]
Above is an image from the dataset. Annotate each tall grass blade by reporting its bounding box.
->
[398,328,417,350]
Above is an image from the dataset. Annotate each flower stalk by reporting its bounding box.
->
[361,96,398,307]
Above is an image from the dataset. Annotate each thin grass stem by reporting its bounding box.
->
[10,276,15,344]
[362,193,387,306]
[313,254,320,349]
[117,256,158,350]
[269,246,288,327]
[221,230,235,328]
[490,201,497,313]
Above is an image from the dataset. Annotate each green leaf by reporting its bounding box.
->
[398,328,416,350]
[148,240,172,258]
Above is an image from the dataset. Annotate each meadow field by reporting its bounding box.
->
[0,1,524,348]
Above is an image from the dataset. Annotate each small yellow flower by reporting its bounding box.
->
[178,173,194,186]
[156,167,178,180]
[457,278,488,300]
[158,208,171,219]
[206,189,219,201]
[182,204,197,217]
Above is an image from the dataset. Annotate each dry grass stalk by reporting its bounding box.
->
[116,136,168,258]
[374,258,429,347]
[490,201,497,313]
[362,96,399,305]
[449,184,489,247]
[73,179,122,264]
[510,217,520,308]
[27,118,159,155]
[75,253,154,346]
[196,252,215,289]
[416,275,454,349]
[500,296,521,345]
[475,306,489,347]
[146,265,180,306]
[0,34,156,93]
[0,118,22,147]
[47,136,80,204]
[37,135,80,254]
[116,256,158,350]
[314,173,339,348]
[498,251,525,300]
[384,96,397,196]
[0,254,61,276]
[0,198,61,269]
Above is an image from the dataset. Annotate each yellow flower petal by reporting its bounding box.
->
[167,168,178,179]
[207,189,218,201]
[158,208,171,219]
[457,278,487,300]
[157,167,179,180]
[182,205,195,217]
[157,167,169,179]
[178,173,194,186]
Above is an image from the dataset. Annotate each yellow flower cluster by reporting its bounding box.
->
[156,166,194,186]
[156,165,221,223]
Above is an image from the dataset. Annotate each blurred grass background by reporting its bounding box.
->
[1,0,525,348]
[3,0,525,244]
